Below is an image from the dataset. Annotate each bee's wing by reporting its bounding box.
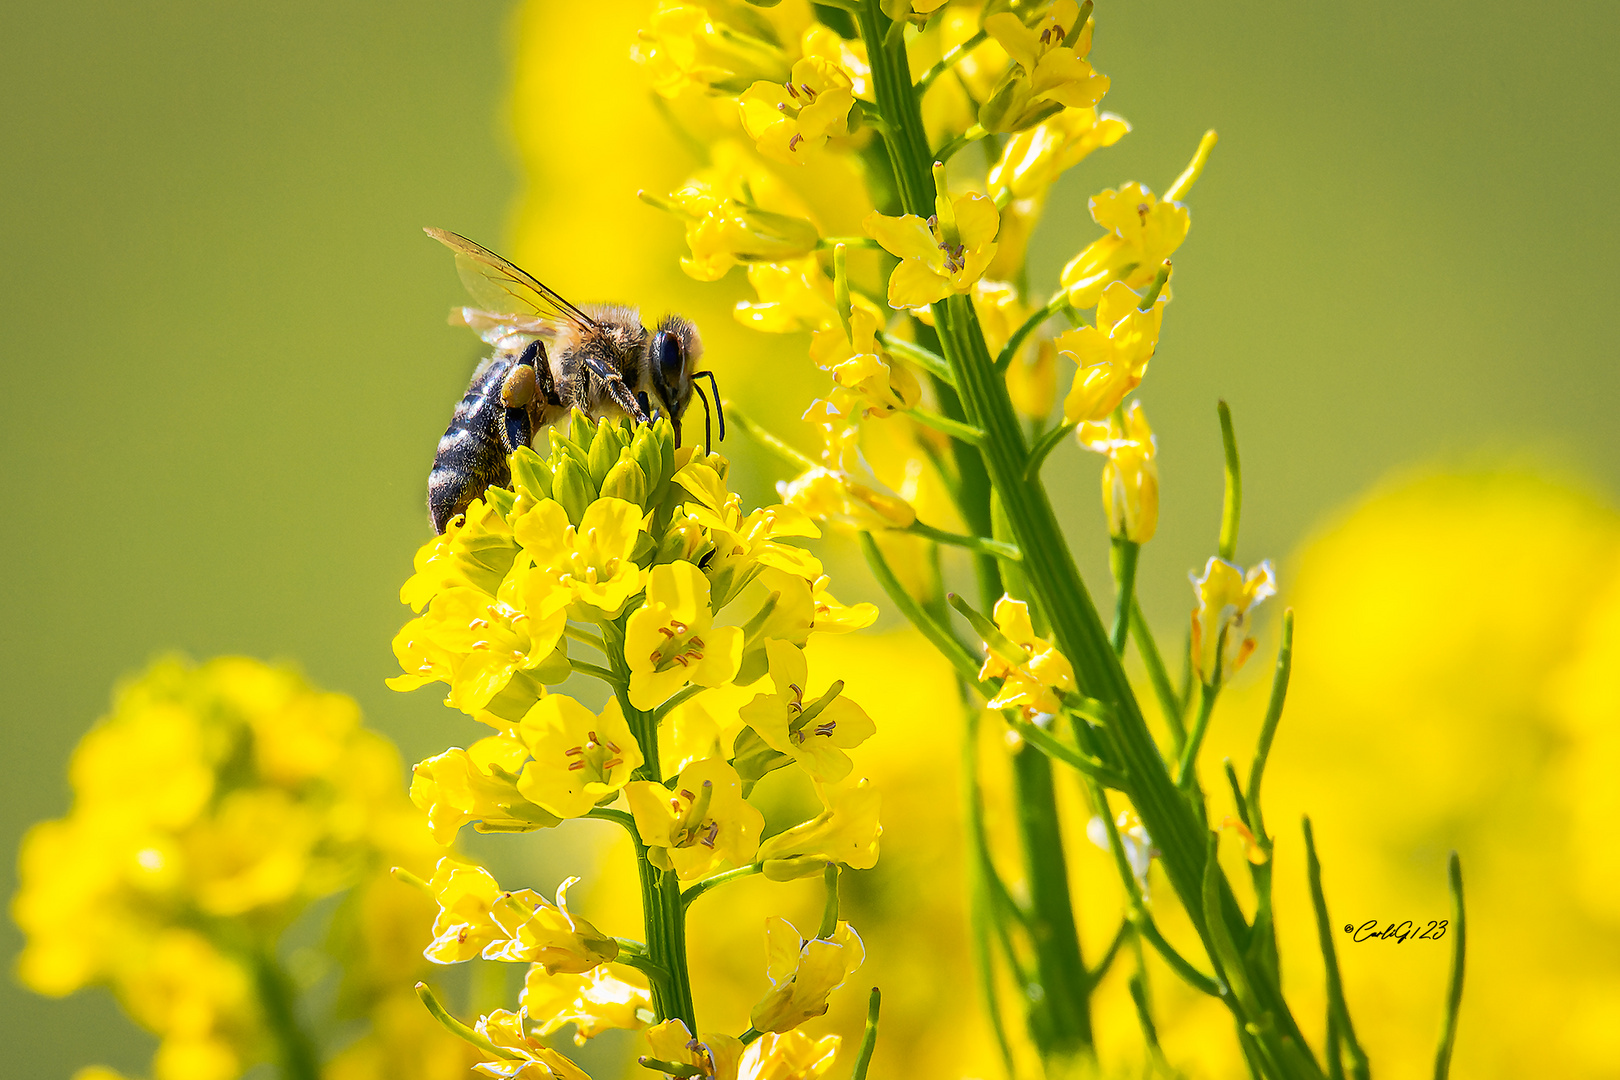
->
[424,227,596,331]
[451,306,560,351]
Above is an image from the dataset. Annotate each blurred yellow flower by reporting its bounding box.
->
[517,694,643,818]
[635,1,805,98]
[1189,556,1277,685]
[741,639,876,782]
[739,56,855,165]
[736,258,837,333]
[663,144,822,281]
[484,877,619,973]
[807,306,920,418]
[521,962,653,1044]
[738,1030,843,1080]
[1077,399,1159,543]
[987,107,1129,204]
[627,756,764,879]
[626,560,744,710]
[645,1019,744,1080]
[1058,279,1166,425]
[980,0,1109,132]
[757,778,881,877]
[751,918,865,1033]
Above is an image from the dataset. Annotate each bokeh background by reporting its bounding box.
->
[5,1,1619,1077]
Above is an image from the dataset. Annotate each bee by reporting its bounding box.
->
[423,227,722,533]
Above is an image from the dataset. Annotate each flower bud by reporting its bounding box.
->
[599,457,649,509]
[551,455,596,526]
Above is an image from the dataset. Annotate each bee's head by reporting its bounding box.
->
[647,315,723,451]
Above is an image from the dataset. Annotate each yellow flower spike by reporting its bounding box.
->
[863,176,999,310]
[482,877,619,974]
[757,778,881,877]
[515,695,643,819]
[473,1008,594,1080]
[626,561,744,711]
[513,497,645,620]
[423,856,505,964]
[740,640,876,783]
[806,306,920,418]
[644,1019,744,1080]
[981,0,1110,133]
[1077,400,1159,543]
[750,918,865,1034]
[978,595,1077,714]
[1057,278,1167,425]
[1189,556,1278,686]
[521,962,653,1045]
[627,757,764,880]
[737,1031,842,1080]
[410,733,562,844]
[739,55,856,166]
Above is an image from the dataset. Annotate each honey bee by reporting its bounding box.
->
[423,227,722,533]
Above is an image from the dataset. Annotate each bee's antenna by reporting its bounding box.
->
[692,381,714,454]
[694,371,725,442]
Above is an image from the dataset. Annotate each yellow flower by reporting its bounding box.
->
[390,586,569,717]
[397,497,518,612]
[661,144,822,281]
[473,1008,594,1080]
[644,1019,743,1080]
[513,497,644,620]
[1059,130,1217,307]
[1007,338,1059,421]
[806,306,920,418]
[738,1031,843,1080]
[739,56,855,165]
[1077,399,1159,543]
[634,1,801,98]
[777,466,917,533]
[625,561,744,710]
[750,918,865,1033]
[673,458,823,604]
[516,694,643,819]
[1190,557,1277,685]
[521,962,653,1044]
[978,596,1077,714]
[410,732,561,844]
[741,640,875,782]
[987,107,1130,203]
[981,0,1109,133]
[757,778,881,877]
[483,877,619,973]
[423,857,505,964]
[864,181,999,309]
[735,258,837,334]
[627,757,764,880]
[1057,278,1166,425]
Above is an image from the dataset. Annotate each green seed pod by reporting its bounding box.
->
[552,454,596,525]
[599,456,648,508]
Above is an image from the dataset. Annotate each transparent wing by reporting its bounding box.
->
[424,227,596,331]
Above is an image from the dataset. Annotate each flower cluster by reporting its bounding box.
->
[391,414,882,1076]
[11,657,463,1080]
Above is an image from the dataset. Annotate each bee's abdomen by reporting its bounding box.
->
[428,359,514,533]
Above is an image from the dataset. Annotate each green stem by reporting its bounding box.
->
[1434,852,1466,1080]
[877,330,954,386]
[570,660,622,687]
[910,405,986,444]
[906,520,1020,560]
[935,123,988,164]
[1109,538,1139,655]
[858,531,989,690]
[254,949,322,1080]
[681,863,763,910]
[1245,610,1295,843]
[1304,818,1369,1080]
[1008,713,1129,790]
[1218,399,1242,561]
[915,29,988,93]
[564,623,607,654]
[1176,681,1220,792]
[852,988,882,1080]
[1130,601,1186,754]
[996,292,1070,374]
[1023,422,1077,483]
[415,981,518,1061]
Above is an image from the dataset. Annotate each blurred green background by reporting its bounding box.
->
[4,0,1617,1075]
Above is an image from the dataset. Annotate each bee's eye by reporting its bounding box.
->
[653,330,684,385]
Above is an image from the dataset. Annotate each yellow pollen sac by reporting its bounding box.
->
[469,617,490,629]
[668,780,716,849]
[564,730,625,781]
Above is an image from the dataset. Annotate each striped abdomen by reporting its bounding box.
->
[428,356,521,534]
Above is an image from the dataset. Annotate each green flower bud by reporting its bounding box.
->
[552,454,596,525]
[587,420,622,487]
[599,456,649,507]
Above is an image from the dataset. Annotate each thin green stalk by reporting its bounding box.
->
[907,520,1021,560]
[1176,681,1220,791]
[570,660,622,687]
[858,531,989,690]
[1088,920,1130,985]
[416,981,518,1061]
[818,863,841,938]
[564,623,607,654]
[935,123,988,164]
[996,292,1070,374]
[1304,818,1369,1080]
[1434,852,1467,1080]
[915,28,988,93]
[1218,401,1242,561]
[964,707,1020,1079]
[1245,610,1295,843]
[911,405,986,444]
[653,683,707,723]
[852,989,882,1080]
[1130,601,1186,754]
[1008,713,1129,790]
[681,863,763,910]
[1109,538,1139,655]
[1023,421,1077,482]
[876,331,954,386]
[254,949,321,1080]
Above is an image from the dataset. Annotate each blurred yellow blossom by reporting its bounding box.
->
[807,306,920,418]
[987,107,1129,204]
[645,1019,744,1079]
[1078,399,1159,542]
[635,1,807,98]
[484,877,619,973]
[1190,556,1277,685]
[736,258,837,333]
[473,1008,593,1080]
[751,918,865,1033]
[738,1030,842,1080]
[662,145,822,281]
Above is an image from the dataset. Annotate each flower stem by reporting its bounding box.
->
[1109,539,1139,655]
[253,949,321,1080]
[1434,853,1467,1080]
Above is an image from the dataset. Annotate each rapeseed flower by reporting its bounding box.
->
[981,0,1109,133]
[757,778,881,877]
[865,171,1000,309]
[1077,399,1159,543]
[517,694,643,819]
[473,1009,593,1080]
[627,757,763,879]
[751,918,865,1032]
[739,55,856,165]
[1190,556,1277,685]
[521,962,653,1044]
[741,639,876,782]
[978,596,1077,714]
[644,1019,744,1079]
[625,560,744,710]
[738,1031,843,1080]
[1059,279,1167,425]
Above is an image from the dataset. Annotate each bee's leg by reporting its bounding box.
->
[500,404,533,455]
[580,353,650,423]
[516,339,564,407]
